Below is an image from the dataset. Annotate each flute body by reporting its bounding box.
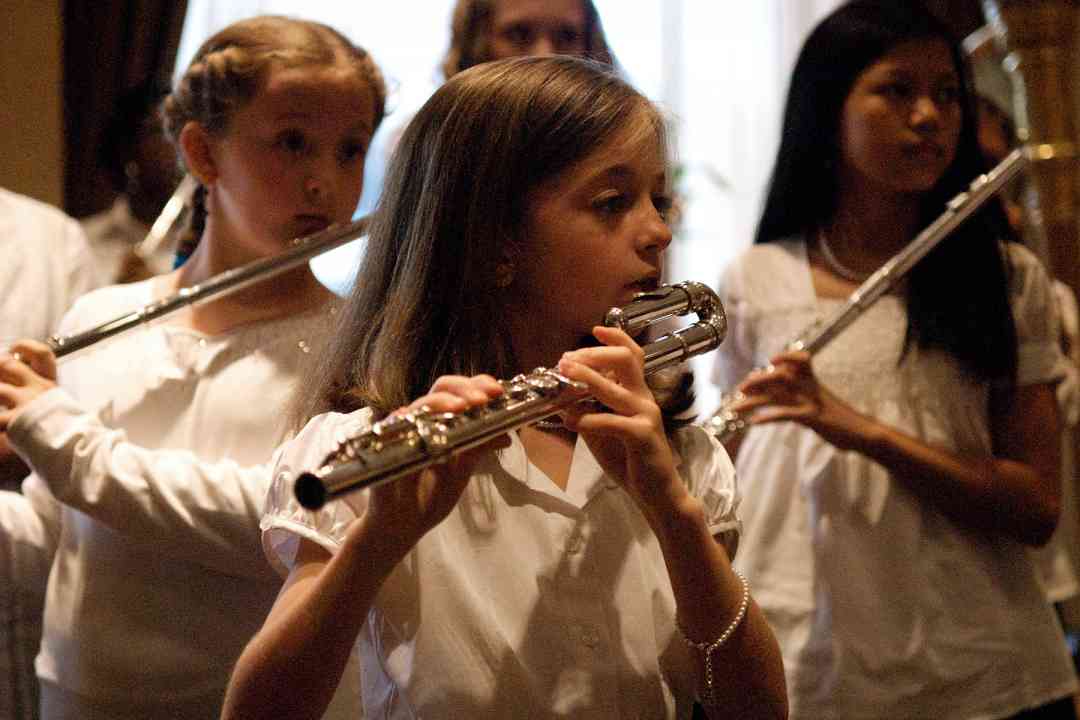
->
[706,148,1026,443]
[47,217,369,359]
[293,281,727,509]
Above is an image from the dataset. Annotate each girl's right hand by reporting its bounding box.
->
[0,339,59,431]
[731,350,874,452]
[361,374,508,552]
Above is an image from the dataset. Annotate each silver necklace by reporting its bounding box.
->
[533,417,570,432]
[817,227,869,282]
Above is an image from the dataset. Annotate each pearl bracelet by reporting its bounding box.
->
[677,570,750,707]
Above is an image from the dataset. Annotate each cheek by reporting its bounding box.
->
[841,109,893,171]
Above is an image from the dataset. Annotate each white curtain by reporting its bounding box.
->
[175,0,843,412]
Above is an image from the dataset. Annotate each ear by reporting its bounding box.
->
[178,121,218,186]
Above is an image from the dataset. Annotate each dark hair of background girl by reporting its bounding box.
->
[755,0,1017,382]
[296,55,690,425]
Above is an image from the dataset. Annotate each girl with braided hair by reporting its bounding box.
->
[0,15,384,719]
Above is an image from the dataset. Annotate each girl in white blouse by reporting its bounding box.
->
[222,56,787,720]
[0,16,385,720]
[713,1,1077,718]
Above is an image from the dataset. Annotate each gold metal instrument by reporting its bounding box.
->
[978,0,1080,299]
[706,149,1026,443]
[293,281,726,510]
[47,216,369,359]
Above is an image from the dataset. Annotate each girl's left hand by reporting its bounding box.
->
[557,326,686,516]
[0,340,58,431]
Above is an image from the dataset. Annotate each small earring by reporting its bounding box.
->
[124,160,141,196]
[495,263,514,288]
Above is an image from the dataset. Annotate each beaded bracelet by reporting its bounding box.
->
[677,570,750,707]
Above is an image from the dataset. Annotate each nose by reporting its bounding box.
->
[911,95,941,130]
[638,205,673,254]
[304,164,334,207]
[529,34,557,57]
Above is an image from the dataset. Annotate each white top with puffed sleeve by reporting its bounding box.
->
[264,409,740,720]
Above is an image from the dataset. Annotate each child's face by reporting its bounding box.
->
[514,120,672,351]
[205,62,377,262]
[838,38,963,196]
[488,0,588,61]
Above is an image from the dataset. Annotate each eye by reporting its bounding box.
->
[593,192,630,215]
[880,82,912,100]
[934,85,961,106]
[276,129,309,155]
[338,140,367,165]
[501,24,533,47]
[652,193,674,221]
[555,26,583,50]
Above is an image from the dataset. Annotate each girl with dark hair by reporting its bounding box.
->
[713,1,1077,717]
[223,55,787,720]
[441,0,615,80]
[0,16,385,719]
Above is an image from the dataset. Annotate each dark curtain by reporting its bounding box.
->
[62,0,188,218]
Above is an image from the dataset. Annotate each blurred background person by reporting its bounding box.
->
[79,78,186,284]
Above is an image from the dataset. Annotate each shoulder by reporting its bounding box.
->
[722,237,804,287]
[670,424,741,546]
[0,188,86,247]
[276,408,378,480]
[262,408,378,573]
[1000,242,1058,324]
[57,279,156,335]
[718,236,808,315]
[1002,242,1053,294]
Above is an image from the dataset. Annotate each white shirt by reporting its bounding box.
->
[263,409,741,720]
[1031,280,1080,602]
[713,239,1078,720]
[6,279,334,719]
[0,186,102,720]
[0,187,103,341]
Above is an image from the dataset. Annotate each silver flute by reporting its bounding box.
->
[705,148,1026,443]
[47,216,370,359]
[293,281,727,510]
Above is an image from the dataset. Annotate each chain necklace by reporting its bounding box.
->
[533,417,570,432]
[816,227,869,282]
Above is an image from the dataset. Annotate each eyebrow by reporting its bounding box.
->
[583,164,667,188]
[876,66,958,82]
[273,113,374,132]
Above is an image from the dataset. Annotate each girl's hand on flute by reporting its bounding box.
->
[732,349,871,451]
[363,374,510,551]
[557,326,688,523]
[0,339,58,430]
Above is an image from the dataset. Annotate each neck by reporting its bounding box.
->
[167,232,334,335]
[824,179,923,272]
[507,315,580,377]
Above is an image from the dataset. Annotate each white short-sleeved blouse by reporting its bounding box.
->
[263,411,740,720]
[713,238,1078,720]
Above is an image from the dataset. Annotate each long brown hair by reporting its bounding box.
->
[440,0,615,79]
[296,55,688,426]
[161,15,388,264]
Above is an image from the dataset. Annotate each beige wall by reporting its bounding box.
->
[0,0,64,207]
